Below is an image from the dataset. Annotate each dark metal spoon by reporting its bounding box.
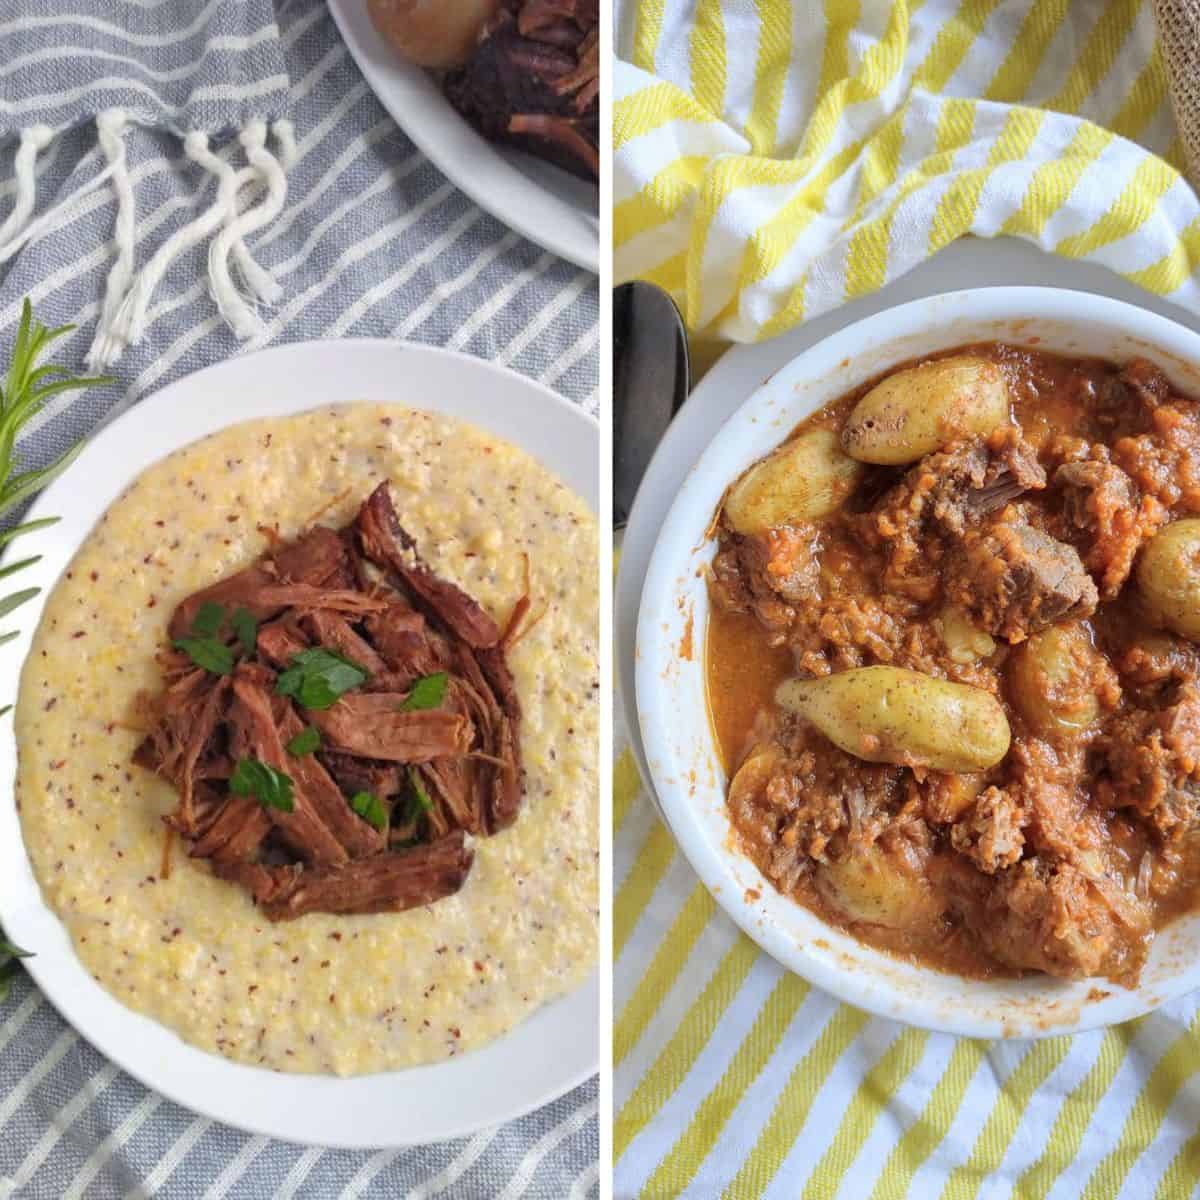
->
[613,281,690,528]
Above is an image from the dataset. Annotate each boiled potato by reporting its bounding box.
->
[724,429,864,536]
[776,666,1011,771]
[936,605,996,665]
[841,355,1010,465]
[728,743,782,811]
[1010,623,1103,734]
[1137,518,1200,640]
[368,0,497,69]
[816,840,939,930]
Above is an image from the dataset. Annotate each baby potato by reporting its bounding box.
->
[841,355,1010,465]
[1137,518,1200,640]
[816,840,939,931]
[936,605,996,665]
[368,0,498,69]
[724,429,864,536]
[776,666,1011,771]
[1010,623,1104,734]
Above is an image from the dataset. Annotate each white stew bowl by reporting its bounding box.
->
[636,286,1200,1038]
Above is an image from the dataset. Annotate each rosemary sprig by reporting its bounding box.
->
[0,926,32,1003]
[0,300,111,715]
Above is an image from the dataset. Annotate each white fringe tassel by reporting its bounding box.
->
[208,119,293,341]
[87,109,136,371]
[0,112,295,366]
[102,130,247,361]
[0,125,53,252]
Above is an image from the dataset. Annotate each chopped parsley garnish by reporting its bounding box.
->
[399,671,448,711]
[191,601,226,637]
[232,607,258,656]
[276,648,368,710]
[172,635,234,676]
[173,601,238,675]
[407,769,434,819]
[230,757,294,812]
[286,726,322,757]
[350,791,388,832]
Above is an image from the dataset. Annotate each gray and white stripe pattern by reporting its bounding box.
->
[0,0,599,1195]
[0,0,288,132]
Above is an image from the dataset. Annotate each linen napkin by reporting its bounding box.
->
[614,0,1200,343]
[615,2,1200,1196]
[0,1,293,366]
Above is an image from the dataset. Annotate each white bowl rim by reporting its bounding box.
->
[636,285,1200,1039]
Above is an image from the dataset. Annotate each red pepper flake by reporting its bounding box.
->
[291,956,300,964]
[147,596,157,609]
[248,985,258,994]
[473,961,485,972]
[450,1027,461,1039]
[330,932,342,941]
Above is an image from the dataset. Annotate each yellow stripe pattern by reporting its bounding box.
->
[614,0,1200,1193]
[614,0,1199,345]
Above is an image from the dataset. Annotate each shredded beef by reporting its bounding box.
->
[261,833,474,921]
[443,2,599,179]
[1054,459,1167,598]
[134,482,528,919]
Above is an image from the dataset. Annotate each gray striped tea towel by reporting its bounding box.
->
[0,1,292,367]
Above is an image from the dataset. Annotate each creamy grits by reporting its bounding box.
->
[15,405,599,1075]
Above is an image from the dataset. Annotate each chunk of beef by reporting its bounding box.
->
[457,647,523,832]
[169,526,346,639]
[1095,682,1200,839]
[364,604,450,686]
[356,484,500,649]
[255,619,308,668]
[950,786,1026,874]
[249,586,390,616]
[138,670,231,834]
[977,857,1132,980]
[707,535,801,632]
[261,833,474,920]
[308,692,472,763]
[277,706,386,859]
[189,793,271,860]
[443,7,598,179]
[1054,460,1166,598]
[228,667,349,868]
[946,519,1098,642]
[305,610,387,675]
[319,750,403,800]
[860,433,1046,602]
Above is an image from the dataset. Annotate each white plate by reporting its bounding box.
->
[0,339,599,1147]
[329,0,599,273]
[633,283,1200,1038]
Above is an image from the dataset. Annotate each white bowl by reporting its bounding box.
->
[0,339,598,1146]
[636,286,1200,1039]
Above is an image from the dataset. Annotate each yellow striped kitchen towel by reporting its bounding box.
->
[614,0,1199,344]
[614,742,1200,1198]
